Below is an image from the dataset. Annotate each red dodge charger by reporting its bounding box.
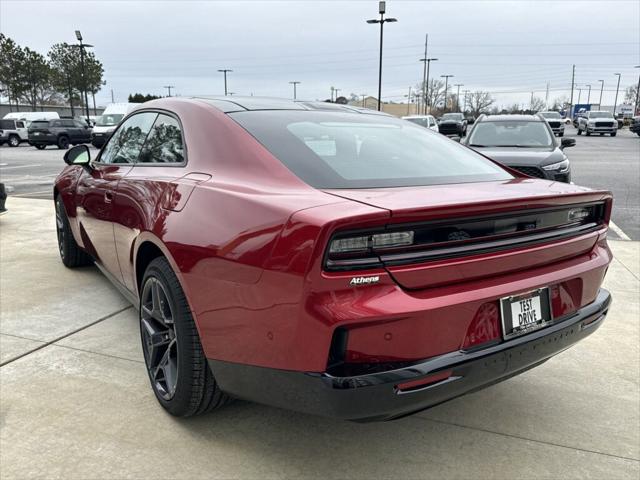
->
[54,97,612,421]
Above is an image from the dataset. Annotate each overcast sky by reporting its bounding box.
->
[2,0,639,108]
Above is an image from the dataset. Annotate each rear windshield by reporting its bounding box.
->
[468,120,553,148]
[540,112,561,119]
[96,114,124,126]
[404,117,430,128]
[29,121,50,128]
[231,111,512,189]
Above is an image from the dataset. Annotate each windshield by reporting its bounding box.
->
[442,113,463,121]
[468,121,553,148]
[231,111,511,189]
[589,111,613,118]
[404,117,430,128]
[540,112,561,119]
[96,114,124,126]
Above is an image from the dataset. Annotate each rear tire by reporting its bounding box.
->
[8,135,19,147]
[55,196,93,268]
[577,128,582,135]
[35,144,46,150]
[57,136,69,149]
[140,257,230,417]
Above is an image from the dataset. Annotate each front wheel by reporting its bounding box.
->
[55,196,93,267]
[577,128,582,135]
[8,135,19,147]
[140,257,230,417]
[586,130,591,136]
[611,132,617,137]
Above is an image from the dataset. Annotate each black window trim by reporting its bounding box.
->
[93,108,188,168]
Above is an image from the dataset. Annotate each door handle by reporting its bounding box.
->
[104,192,113,203]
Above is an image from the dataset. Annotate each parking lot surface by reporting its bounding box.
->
[1,126,638,240]
[0,197,638,479]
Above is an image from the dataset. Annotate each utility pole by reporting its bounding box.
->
[530,91,535,111]
[289,81,301,100]
[366,1,398,111]
[330,86,335,102]
[613,73,621,116]
[360,93,367,107]
[163,85,175,97]
[421,57,438,114]
[110,89,114,103]
[635,66,640,115]
[406,86,412,115]
[419,34,428,115]
[577,88,582,105]
[454,83,463,111]
[598,80,605,108]
[585,84,592,105]
[217,69,232,96]
[463,89,470,112]
[545,82,550,108]
[334,88,341,100]
[441,74,453,112]
[569,64,575,119]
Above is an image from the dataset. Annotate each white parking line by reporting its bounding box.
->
[12,190,52,197]
[0,164,42,170]
[609,221,631,241]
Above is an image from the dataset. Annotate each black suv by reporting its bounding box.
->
[28,118,92,150]
[437,112,468,137]
[462,114,575,183]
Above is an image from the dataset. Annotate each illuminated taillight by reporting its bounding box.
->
[463,302,501,349]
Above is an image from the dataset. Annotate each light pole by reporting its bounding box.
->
[360,93,367,108]
[613,73,621,116]
[585,84,591,105]
[577,88,582,105]
[441,74,453,112]
[635,66,640,115]
[405,86,412,115]
[334,88,341,100]
[598,80,604,108]
[366,1,398,111]
[420,58,438,114]
[418,34,429,115]
[218,69,232,96]
[74,30,92,123]
[163,85,175,97]
[454,83,463,111]
[463,89,470,112]
[289,81,301,100]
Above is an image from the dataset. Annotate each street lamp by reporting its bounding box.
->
[419,57,438,114]
[577,88,582,105]
[634,66,640,115]
[218,69,232,96]
[440,74,453,112]
[366,1,397,111]
[585,84,591,105]
[289,81,301,100]
[613,73,621,116]
[74,30,92,123]
[598,80,605,108]
[454,83,464,111]
[163,85,175,97]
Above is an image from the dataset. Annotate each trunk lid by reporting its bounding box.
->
[323,179,611,289]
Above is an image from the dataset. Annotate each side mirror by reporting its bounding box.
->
[560,138,576,149]
[64,144,91,166]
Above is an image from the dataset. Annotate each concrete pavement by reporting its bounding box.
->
[1,197,638,479]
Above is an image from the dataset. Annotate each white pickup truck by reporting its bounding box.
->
[576,110,617,137]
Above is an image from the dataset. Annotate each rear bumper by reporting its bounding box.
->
[209,288,611,421]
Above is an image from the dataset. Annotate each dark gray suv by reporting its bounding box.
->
[28,119,92,150]
[462,114,575,183]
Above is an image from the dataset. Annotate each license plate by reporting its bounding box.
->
[33,132,41,136]
[500,288,552,340]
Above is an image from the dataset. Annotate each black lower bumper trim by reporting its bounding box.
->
[208,288,611,422]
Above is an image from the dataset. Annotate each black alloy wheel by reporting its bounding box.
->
[141,276,179,401]
[55,195,92,267]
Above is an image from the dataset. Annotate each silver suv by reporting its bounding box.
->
[537,111,565,137]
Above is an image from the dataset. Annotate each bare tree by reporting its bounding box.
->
[415,78,445,113]
[624,85,638,104]
[529,96,546,113]
[467,91,495,117]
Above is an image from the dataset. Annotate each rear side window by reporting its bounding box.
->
[51,121,62,127]
[61,120,75,127]
[29,121,49,129]
[99,112,157,164]
[0,120,15,129]
[231,111,511,188]
[137,114,184,164]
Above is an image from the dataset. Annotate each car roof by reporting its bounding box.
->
[479,114,542,122]
[191,96,391,116]
[402,115,433,119]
